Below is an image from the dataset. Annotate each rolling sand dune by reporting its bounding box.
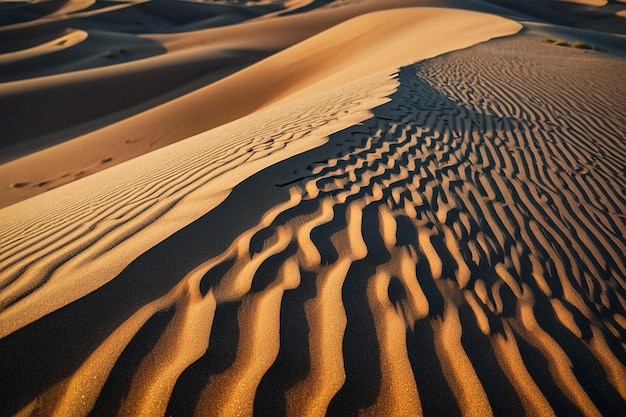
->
[1,0,625,416]
[0,3,519,207]
[485,0,626,33]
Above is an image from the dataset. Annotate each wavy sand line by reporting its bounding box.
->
[365,269,421,416]
[491,321,555,417]
[286,258,350,417]
[50,268,206,417]
[434,292,492,417]
[195,240,296,417]
[516,285,602,417]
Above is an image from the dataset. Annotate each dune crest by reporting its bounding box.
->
[0,29,88,65]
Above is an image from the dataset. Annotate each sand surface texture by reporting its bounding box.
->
[1,0,625,416]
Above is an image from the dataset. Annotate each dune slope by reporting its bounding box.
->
[0,6,520,208]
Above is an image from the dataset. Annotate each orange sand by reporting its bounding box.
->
[0,1,625,416]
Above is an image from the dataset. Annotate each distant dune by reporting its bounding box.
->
[0,1,625,416]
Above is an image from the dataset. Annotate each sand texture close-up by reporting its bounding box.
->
[1,0,625,416]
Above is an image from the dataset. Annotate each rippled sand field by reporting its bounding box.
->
[1,1,625,416]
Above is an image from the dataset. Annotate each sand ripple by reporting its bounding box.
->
[1,34,625,417]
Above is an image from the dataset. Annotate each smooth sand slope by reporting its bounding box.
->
[1,0,626,416]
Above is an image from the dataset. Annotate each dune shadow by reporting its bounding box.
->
[532,297,626,416]
[407,319,461,417]
[251,269,317,417]
[165,300,241,416]
[90,307,176,417]
[0,48,271,161]
[0,0,70,26]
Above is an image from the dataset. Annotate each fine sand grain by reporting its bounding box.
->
[1,1,625,416]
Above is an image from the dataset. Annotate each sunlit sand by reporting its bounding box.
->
[1,1,625,416]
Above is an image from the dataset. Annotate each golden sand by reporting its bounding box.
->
[0,1,625,416]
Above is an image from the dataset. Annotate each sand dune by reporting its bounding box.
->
[0,5,520,207]
[1,0,625,416]
[485,0,626,33]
